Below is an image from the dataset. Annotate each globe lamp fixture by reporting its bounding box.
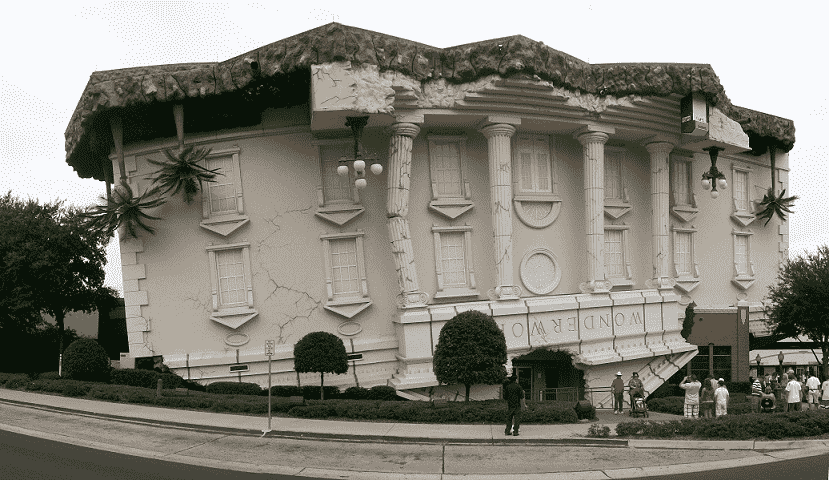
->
[337,116,383,189]
[700,146,727,199]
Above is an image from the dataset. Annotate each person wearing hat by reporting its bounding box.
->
[611,372,625,414]
[503,374,525,436]
[628,372,644,412]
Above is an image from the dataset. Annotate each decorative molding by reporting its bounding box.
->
[671,225,700,293]
[513,134,562,228]
[669,153,698,223]
[604,224,634,288]
[427,135,473,220]
[337,321,363,336]
[432,224,478,300]
[316,142,364,226]
[519,248,561,295]
[731,228,756,290]
[604,148,632,219]
[224,333,250,347]
[513,196,562,228]
[206,242,257,329]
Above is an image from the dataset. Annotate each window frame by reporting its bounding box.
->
[432,224,478,299]
[603,147,632,219]
[314,139,365,226]
[603,223,634,288]
[199,147,250,236]
[206,242,258,328]
[731,163,756,226]
[512,134,563,228]
[671,225,700,293]
[731,228,756,290]
[320,230,372,317]
[427,135,474,219]
[669,153,699,222]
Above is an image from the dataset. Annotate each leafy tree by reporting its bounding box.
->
[293,332,348,400]
[681,303,696,340]
[0,192,113,373]
[765,245,829,379]
[433,310,508,402]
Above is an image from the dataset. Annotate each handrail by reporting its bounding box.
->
[539,386,650,407]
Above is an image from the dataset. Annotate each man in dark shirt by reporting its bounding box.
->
[504,374,525,436]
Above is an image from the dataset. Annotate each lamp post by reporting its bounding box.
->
[778,351,785,375]
[264,340,275,434]
[755,353,762,378]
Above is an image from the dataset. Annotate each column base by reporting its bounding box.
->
[645,277,676,290]
[487,285,522,301]
[578,280,612,294]
[396,291,430,309]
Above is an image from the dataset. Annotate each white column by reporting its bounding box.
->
[645,141,676,290]
[480,121,521,300]
[575,126,614,294]
[387,121,428,308]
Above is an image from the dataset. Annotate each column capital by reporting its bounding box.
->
[573,124,614,145]
[479,123,517,139]
[387,122,421,138]
[645,141,675,156]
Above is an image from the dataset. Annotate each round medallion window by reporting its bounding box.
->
[519,248,561,295]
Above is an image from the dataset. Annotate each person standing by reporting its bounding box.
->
[806,373,821,410]
[750,376,763,413]
[628,372,644,412]
[699,377,715,418]
[779,370,789,412]
[714,378,729,417]
[611,372,625,414]
[504,374,525,436]
[679,375,702,418]
[821,376,829,409]
[785,370,802,412]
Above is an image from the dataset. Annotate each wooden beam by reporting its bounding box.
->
[173,104,184,150]
[109,116,126,182]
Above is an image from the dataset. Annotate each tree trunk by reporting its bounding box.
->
[56,310,66,374]
[465,383,470,402]
[823,345,829,381]
[320,372,325,400]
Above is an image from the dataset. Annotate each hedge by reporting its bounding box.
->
[205,381,262,396]
[616,410,829,440]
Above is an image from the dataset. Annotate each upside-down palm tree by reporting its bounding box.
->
[755,145,798,226]
[147,146,220,204]
[82,181,166,239]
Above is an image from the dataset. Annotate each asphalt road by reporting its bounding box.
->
[0,401,826,479]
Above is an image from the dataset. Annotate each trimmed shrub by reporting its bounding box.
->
[367,385,398,401]
[62,339,111,382]
[265,385,303,397]
[205,381,262,396]
[587,424,610,438]
[159,372,184,389]
[301,385,340,400]
[3,374,30,389]
[38,371,61,380]
[110,369,160,388]
[646,396,685,415]
[342,386,370,400]
[574,401,596,420]
[181,379,206,392]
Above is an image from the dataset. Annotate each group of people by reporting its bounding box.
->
[611,371,645,414]
[678,375,730,418]
[752,370,829,412]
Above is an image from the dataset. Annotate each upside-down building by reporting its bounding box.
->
[64,23,795,405]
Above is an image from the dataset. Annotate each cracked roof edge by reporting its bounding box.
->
[64,22,795,180]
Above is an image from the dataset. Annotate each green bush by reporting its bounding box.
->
[301,386,340,400]
[342,386,370,400]
[110,369,160,388]
[587,424,610,438]
[647,397,685,415]
[265,385,303,397]
[26,379,91,397]
[367,385,398,401]
[38,371,61,380]
[0,373,30,389]
[205,381,262,396]
[62,339,111,382]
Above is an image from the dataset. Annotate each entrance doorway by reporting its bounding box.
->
[512,348,584,401]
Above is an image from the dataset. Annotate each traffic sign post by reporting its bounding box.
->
[264,340,275,434]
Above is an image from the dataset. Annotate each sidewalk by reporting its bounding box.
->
[1,388,826,450]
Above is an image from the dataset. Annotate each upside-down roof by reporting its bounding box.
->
[65,22,795,181]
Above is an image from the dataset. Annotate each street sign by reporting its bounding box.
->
[265,340,275,356]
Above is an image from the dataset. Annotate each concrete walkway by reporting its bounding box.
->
[1,388,828,479]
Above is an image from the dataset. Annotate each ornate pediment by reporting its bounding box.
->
[732,277,755,291]
[671,205,699,223]
[324,299,372,318]
[315,205,364,226]
[200,215,249,236]
[604,202,632,220]
[514,197,561,228]
[428,200,474,220]
[210,309,258,329]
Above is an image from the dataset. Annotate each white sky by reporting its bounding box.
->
[2,1,827,297]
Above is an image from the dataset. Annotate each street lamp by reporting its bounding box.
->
[336,117,382,189]
[778,351,785,375]
[700,146,727,198]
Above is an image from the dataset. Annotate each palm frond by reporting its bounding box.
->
[147,146,221,204]
[80,181,165,238]
[755,187,799,226]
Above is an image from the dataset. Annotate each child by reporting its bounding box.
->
[699,377,715,418]
[714,378,729,417]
